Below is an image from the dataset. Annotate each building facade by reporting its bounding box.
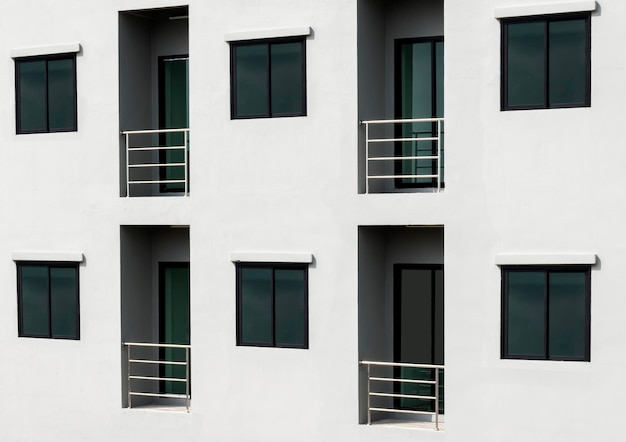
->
[0,0,621,441]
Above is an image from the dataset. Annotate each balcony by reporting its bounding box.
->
[122,128,190,197]
[360,360,444,430]
[362,118,444,193]
[119,6,189,197]
[124,342,191,412]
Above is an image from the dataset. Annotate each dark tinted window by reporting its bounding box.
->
[237,263,308,348]
[231,38,306,118]
[502,14,590,110]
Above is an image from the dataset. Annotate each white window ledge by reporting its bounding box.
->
[495,1,596,18]
[12,251,84,263]
[10,43,81,59]
[225,26,311,42]
[230,252,313,264]
[495,253,597,266]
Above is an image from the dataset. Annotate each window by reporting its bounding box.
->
[230,38,306,118]
[236,263,308,348]
[17,262,79,339]
[15,54,77,133]
[501,13,590,110]
[501,266,590,361]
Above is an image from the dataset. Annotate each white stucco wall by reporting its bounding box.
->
[0,0,624,441]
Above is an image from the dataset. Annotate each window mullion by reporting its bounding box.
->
[543,20,550,108]
[266,43,272,117]
[47,265,53,338]
[271,267,276,347]
[44,59,50,132]
[543,271,550,359]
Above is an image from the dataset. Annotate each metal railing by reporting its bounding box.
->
[122,128,190,196]
[360,360,444,430]
[124,342,191,412]
[361,118,444,193]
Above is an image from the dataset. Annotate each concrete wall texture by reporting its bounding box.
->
[0,0,622,441]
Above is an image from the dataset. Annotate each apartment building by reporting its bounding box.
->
[0,0,620,441]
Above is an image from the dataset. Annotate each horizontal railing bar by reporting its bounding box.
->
[370,407,436,416]
[128,180,187,185]
[122,128,190,135]
[129,392,188,399]
[362,118,444,125]
[128,146,186,151]
[129,163,186,168]
[370,392,436,400]
[129,359,187,366]
[368,156,438,161]
[368,175,438,179]
[370,377,436,385]
[129,375,187,383]
[124,342,191,349]
[360,361,444,369]
[367,137,438,143]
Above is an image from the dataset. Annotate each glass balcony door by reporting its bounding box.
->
[394,264,444,414]
[159,55,189,193]
[395,38,444,188]
[159,262,190,395]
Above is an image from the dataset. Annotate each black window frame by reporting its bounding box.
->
[229,37,307,119]
[501,265,590,361]
[15,53,78,134]
[236,262,309,349]
[17,261,80,340]
[501,12,591,111]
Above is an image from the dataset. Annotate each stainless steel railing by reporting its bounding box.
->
[122,128,190,196]
[124,342,191,412]
[360,360,444,430]
[361,118,444,193]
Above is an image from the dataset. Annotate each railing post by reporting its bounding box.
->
[125,133,130,197]
[437,119,441,193]
[365,122,370,194]
[184,130,189,196]
[185,347,190,413]
[434,367,440,431]
[127,344,132,409]
[367,363,371,425]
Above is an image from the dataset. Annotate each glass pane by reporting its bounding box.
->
[274,269,306,347]
[162,265,190,394]
[399,42,435,185]
[270,42,304,115]
[48,58,75,131]
[235,44,268,117]
[549,20,586,106]
[507,22,545,107]
[50,267,78,338]
[435,42,444,184]
[240,268,272,345]
[507,271,545,357]
[162,58,189,191]
[549,272,586,359]
[18,60,47,132]
[20,266,49,336]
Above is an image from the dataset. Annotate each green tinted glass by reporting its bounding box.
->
[549,19,586,106]
[47,59,75,131]
[270,42,303,115]
[20,266,49,336]
[50,267,78,338]
[235,44,268,117]
[18,60,47,132]
[507,271,545,357]
[240,268,273,345]
[274,269,306,347]
[507,22,545,107]
[548,272,586,359]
